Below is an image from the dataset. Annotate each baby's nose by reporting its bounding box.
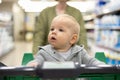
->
[52,29,57,33]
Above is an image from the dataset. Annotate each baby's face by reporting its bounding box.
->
[48,18,74,51]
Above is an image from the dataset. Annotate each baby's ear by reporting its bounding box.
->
[70,34,78,45]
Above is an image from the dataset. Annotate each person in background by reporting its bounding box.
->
[28,14,105,67]
[33,0,87,54]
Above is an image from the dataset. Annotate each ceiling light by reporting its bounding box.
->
[0,0,2,4]
[18,0,95,12]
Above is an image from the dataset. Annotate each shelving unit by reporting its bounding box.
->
[86,23,95,55]
[0,12,14,57]
[94,7,120,64]
[83,13,95,55]
[82,0,120,64]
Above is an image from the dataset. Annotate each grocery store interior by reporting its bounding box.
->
[0,0,120,66]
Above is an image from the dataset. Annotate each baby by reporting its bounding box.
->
[27,14,105,67]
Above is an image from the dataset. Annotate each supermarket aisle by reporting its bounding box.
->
[0,41,33,66]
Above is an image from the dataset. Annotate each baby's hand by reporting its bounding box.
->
[26,62,38,67]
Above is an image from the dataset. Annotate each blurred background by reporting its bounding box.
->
[0,0,120,66]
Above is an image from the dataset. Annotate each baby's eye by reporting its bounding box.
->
[59,29,64,32]
[50,28,54,31]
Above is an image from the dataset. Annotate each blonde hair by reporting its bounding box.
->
[53,14,80,43]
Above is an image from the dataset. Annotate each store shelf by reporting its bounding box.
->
[96,9,120,18]
[98,27,120,31]
[97,45,120,53]
[0,12,14,57]
[88,0,120,65]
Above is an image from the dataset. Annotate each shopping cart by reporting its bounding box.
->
[1,52,120,80]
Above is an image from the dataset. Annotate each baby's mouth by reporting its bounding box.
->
[51,36,56,40]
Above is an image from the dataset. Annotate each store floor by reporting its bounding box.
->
[0,41,33,66]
